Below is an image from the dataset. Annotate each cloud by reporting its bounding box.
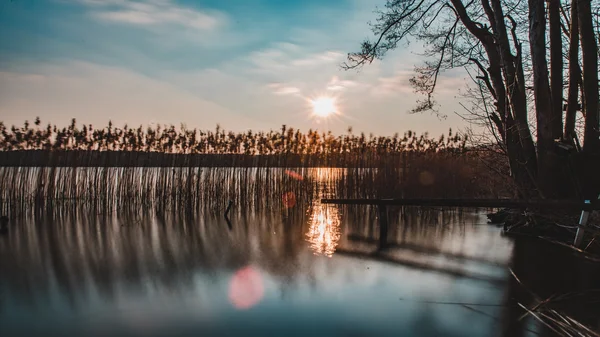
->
[237,46,352,101]
[244,45,345,77]
[370,71,415,97]
[327,76,358,92]
[1,0,473,137]
[76,0,226,31]
[268,84,302,96]
[434,69,469,94]
[290,51,344,67]
[0,61,265,131]
[196,41,467,135]
[238,42,416,101]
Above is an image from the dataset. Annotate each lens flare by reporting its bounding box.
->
[282,191,297,209]
[284,169,304,181]
[228,266,264,310]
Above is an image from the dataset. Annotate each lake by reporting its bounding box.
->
[0,168,598,337]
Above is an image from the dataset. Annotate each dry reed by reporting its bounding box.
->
[0,118,512,216]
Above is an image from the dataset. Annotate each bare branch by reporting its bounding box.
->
[450,0,493,43]
[469,57,497,99]
[342,0,432,69]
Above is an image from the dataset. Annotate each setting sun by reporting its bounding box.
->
[310,96,338,118]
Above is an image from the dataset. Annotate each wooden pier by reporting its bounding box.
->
[321,198,600,210]
[321,198,600,248]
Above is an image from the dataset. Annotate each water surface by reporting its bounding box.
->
[1,170,598,337]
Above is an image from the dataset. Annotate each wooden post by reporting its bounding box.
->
[378,204,388,249]
[573,209,589,247]
[574,194,600,248]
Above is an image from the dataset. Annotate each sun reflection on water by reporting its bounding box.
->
[306,202,341,257]
[307,167,344,183]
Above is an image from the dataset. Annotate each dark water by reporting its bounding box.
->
[0,179,599,336]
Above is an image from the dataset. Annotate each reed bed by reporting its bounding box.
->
[0,118,467,159]
[0,119,511,216]
[510,269,600,337]
[0,167,323,216]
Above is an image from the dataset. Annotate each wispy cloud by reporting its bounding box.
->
[326,76,358,92]
[76,0,226,30]
[0,61,265,131]
[245,45,345,76]
[370,71,415,97]
[1,0,471,136]
[290,51,343,67]
[268,83,302,96]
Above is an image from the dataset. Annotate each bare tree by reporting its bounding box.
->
[578,0,599,151]
[345,0,600,198]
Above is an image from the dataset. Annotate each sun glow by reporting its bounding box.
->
[310,96,338,118]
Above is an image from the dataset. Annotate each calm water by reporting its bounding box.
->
[0,173,599,336]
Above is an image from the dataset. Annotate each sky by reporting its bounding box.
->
[0,0,472,136]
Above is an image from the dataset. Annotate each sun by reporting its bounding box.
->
[310,96,338,118]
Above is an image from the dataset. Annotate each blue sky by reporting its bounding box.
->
[0,0,469,135]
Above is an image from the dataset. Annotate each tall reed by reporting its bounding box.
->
[0,119,512,215]
[0,119,467,163]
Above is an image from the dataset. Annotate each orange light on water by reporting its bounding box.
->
[306,203,341,257]
[228,266,264,310]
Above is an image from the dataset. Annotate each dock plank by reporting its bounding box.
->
[321,198,600,210]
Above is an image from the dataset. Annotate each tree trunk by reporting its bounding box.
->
[529,0,559,197]
[453,0,540,196]
[564,0,580,142]
[578,0,600,153]
[488,0,538,188]
[578,0,600,198]
[505,118,540,198]
[548,0,564,138]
